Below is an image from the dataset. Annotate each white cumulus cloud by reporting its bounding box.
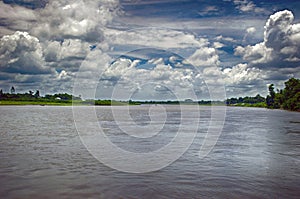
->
[222,63,266,96]
[185,46,220,68]
[98,57,209,100]
[0,31,53,74]
[235,10,300,68]
[32,0,120,42]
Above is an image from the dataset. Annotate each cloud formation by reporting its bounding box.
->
[235,10,300,68]
[0,31,53,74]
[106,28,206,49]
[98,57,207,100]
[0,1,37,36]
[232,0,265,13]
[2,0,48,9]
[186,46,220,68]
[0,0,120,93]
[32,0,119,42]
[0,0,299,98]
[223,63,264,85]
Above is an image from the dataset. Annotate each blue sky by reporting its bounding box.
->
[0,0,300,100]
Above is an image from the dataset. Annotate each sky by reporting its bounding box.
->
[0,0,300,100]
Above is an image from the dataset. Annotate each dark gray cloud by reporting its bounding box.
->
[2,0,48,9]
[0,1,37,37]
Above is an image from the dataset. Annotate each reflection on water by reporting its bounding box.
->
[0,106,299,198]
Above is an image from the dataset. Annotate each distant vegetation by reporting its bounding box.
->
[0,88,226,106]
[226,94,266,107]
[226,78,300,111]
[0,88,81,105]
[266,78,300,111]
[0,77,299,111]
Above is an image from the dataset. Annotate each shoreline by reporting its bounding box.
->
[1,101,299,112]
[0,100,224,106]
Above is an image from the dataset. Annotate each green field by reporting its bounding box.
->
[0,100,131,106]
[227,102,267,108]
[0,100,74,106]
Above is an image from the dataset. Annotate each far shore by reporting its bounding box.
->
[2,100,299,112]
[0,99,261,107]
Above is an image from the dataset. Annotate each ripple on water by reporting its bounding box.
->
[0,106,299,198]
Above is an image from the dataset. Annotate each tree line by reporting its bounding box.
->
[266,78,300,111]
[0,77,299,110]
[226,94,265,105]
[226,78,300,111]
[0,87,81,102]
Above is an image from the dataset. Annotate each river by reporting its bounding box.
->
[0,106,299,198]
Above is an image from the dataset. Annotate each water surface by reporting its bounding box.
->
[0,106,299,198]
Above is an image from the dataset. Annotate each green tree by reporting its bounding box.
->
[282,78,300,111]
[266,78,300,111]
[266,84,276,108]
[274,91,283,109]
[11,86,15,94]
[34,90,40,98]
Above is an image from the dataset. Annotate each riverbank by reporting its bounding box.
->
[0,100,262,108]
[226,102,267,108]
[0,100,132,106]
[0,100,223,106]
[0,100,72,106]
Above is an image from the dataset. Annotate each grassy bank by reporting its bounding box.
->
[0,100,73,106]
[227,102,267,108]
[0,100,132,106]
[0,100,266,107]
